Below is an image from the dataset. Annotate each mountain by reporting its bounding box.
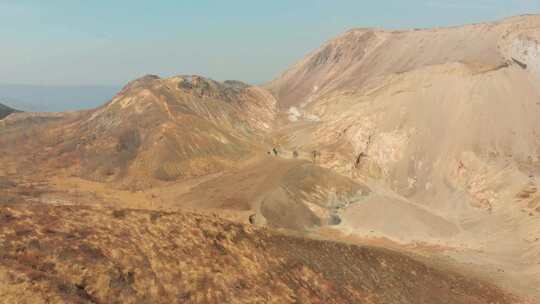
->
[266,15,540,298]
[0,102,19,120]
[267,15,540,236]
[1,75,277,188]
[2,15,540,303]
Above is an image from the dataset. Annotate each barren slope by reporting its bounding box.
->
[267,15,540,298]
[177,157,370,230]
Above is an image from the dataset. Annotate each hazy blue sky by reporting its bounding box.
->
[2,0,540,86]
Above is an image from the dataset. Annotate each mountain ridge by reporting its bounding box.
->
[2,15,540,302]
[265,14,540,299]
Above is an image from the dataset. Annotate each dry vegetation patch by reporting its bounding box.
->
[0,203,518,304]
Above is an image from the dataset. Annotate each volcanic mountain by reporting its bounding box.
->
[268,16,540,194]
[2,15,540,303]
[0,75,277,188]
[266,15,540,297]
[267,16,540,235]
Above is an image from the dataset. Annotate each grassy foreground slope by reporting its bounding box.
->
[0,202,516,304]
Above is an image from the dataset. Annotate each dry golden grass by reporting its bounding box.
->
[0,201,518,304]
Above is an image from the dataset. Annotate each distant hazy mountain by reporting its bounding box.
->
[0,102,20,119]
[0,84,120,112]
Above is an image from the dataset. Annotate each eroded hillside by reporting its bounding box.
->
[266,16,540,299]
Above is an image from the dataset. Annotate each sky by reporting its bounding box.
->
[1,0,540,86]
